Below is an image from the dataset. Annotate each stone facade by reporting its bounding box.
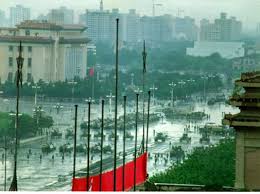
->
[223,71,260,190]
[0,20,89,83]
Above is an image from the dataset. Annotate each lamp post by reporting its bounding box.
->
[150,84,158,107]
[33,106,44,136]
[106,91,115,117]
[68,81,78,104]
[9,41,23,191]
[131,73,134,87]
[178,80,186,100]
[169,82,177,108]
[32,83,40,107]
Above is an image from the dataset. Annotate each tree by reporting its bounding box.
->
[150,139,235,187]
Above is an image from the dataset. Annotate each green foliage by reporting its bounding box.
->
[0,112,53,139]
[150,139,235,187]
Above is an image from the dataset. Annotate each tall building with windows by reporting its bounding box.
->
[140,14,174,43]
[10,5,30,27]
[80,8,124,44]
[200,13,242,42]
[0,10,8,27]
[174,16,198,41]
[0,20,89,83]
[48,6,74,25]
[124,9,140,43]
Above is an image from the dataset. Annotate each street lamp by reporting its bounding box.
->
[32,83,40,107]
[131,73,134,87]
[169,82,177,108]
[33,106,44,136]
[53,103,63,114]
[68,81,78,104]
[106,91,115,117]
[150,84,158,106]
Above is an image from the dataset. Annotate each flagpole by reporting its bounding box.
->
[73,105,78,179]
[9,41,23,191]
[142,40,147,153]
[134,93,139,191]
[146,91,151,153]
[87,101,91,191]
[113,18,119,191]
[122,96,126,191]
[99,99,104,191]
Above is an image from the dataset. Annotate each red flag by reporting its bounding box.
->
[72,153,147,191]
[89,68,94,77]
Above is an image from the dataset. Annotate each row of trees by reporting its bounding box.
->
[0,71,223,101]
[149,139,235,188]
[0,112,53,139]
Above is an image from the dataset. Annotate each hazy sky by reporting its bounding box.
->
[1,0,260,31]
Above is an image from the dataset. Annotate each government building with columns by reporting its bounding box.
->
[0,20,90,84]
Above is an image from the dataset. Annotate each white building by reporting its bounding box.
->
[0,20,89,83]
[10,5,30,27]
[186,41,245,59]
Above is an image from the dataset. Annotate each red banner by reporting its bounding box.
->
[72,153,147,191]
[89,68,94,77]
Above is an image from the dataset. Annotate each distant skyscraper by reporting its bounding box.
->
[10,5,30,27]
[0,10,7,27]
[140,15,174,43]
[200,13,242,42]
[48,6,74,25]
[80,8,124,44]
[174,16,198,41]
[124,9,141,43]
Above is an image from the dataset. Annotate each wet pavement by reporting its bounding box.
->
[0,94,239,191]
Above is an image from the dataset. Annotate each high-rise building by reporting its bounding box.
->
[200,13,242,42]
[200,19,221,41]
[174,16,198,41]
[0,20,89,83]
[80,7,124,44]
[140,14,174,43]
[124,9,140,43]
[48,6,74,25]
[0,10,7,27]
[10,5,30,27]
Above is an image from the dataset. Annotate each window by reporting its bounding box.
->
[9,46,13,52]
[28,58,32,68]
[28,46,32,52]
[8,57,13,67]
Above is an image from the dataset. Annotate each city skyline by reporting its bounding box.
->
[0,0,259,31]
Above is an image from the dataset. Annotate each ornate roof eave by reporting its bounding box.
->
[235,81,260,88]
[223,118,260,128]
[229,100,260,108]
